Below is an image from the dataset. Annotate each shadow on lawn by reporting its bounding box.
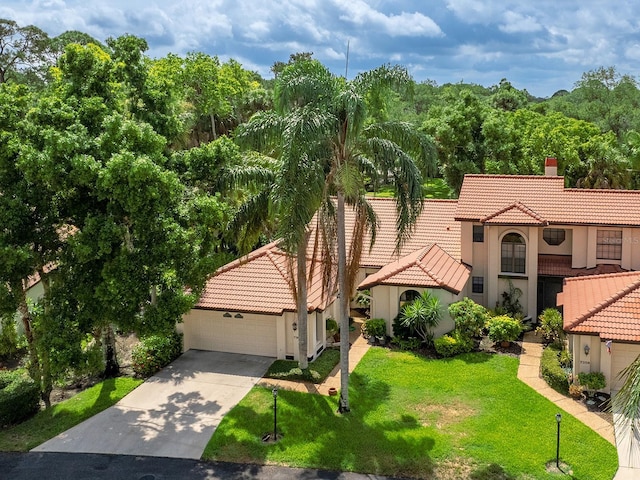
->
[209,371,436,478]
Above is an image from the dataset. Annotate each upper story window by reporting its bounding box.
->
[501,233,526,274]
[473,225,484,242]
[597,230,622,260]
[543,228,566,246]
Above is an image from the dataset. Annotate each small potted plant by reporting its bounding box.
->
[363,318,387,345]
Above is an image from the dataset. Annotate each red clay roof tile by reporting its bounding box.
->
[357,244,470,293]
[559,271,640,341]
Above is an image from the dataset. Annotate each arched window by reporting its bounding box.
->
[501,233,526,274]
[399,290,420,310]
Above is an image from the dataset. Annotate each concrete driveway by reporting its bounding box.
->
[32,350,273,459]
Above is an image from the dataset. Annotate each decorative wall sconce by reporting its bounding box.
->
[584,344,590,356]
[223,312,232,317]
[292,322,298,331]
[234,313,244,318]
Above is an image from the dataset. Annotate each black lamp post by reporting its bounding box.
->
[272,387,278,440]
[555,413,562,468]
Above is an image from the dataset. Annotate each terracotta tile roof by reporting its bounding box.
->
[558,271,640,341]
[195,241,333,315]
[341,198,461,266]
[196,197,462,315]
[357,244,470,294]
[481,201,548,226]
[538,255,628,277]
[456,174,640,226]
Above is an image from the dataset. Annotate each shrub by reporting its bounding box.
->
[362,318,386,338]
[391,336,422,351]
[400,291,442,347]
[434,332,474,358]
[501,279,523,317]
[541,346,569,394]
[132,330,183,378]
[569,383,584,398]
[558,348,572,368]
[392,313,414,339]
[0,317,22,359]
[448,298,488,339]
[536,308,565,347]
[325,317,338,336]
[578,371,606,393]
[486,315,523,344]
[0,370,40,426]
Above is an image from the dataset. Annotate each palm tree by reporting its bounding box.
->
[275,60,434,412]
[612,355,640,425]
[400,291,442,347]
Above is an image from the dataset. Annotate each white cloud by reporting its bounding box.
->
[499,11,542,34]
[336,0,442,37]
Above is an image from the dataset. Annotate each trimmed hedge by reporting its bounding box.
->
[434,333,474,358]
[541,345,569,395]
[0,370,40,426]
[132,331,183,378]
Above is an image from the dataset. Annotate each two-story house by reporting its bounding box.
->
[183,158,640,393]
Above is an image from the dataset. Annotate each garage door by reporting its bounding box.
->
[183,310,277,357]
[611,343,640,392]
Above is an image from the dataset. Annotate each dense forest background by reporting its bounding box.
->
[2,19,640,402]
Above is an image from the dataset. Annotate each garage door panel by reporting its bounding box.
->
[611,343,640,392]
[184,311,277,357]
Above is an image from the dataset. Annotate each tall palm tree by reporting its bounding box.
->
[275,60,435,412]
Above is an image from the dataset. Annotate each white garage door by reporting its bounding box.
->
[611,343,640,392]
[183,310,277,357]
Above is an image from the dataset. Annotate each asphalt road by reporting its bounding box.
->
[0,452,400,480]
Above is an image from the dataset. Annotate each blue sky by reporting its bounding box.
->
[2,0,640,98]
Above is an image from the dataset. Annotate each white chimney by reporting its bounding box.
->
[545,157,558,176]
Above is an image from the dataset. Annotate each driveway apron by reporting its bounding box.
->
[32,351,273,459]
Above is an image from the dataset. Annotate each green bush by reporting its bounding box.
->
[392,313,414,339]
[434,332,474,358]
[363,318,386,338]
[325,317,338,336]
[448,298,488,339]
[0,317,21,359]
[486,315,523,344]
[0,370,40,426]
[578,371,606,392]
[132,331,183,378]
[536,308,565,347]
[391,336,421,351]
[540,346,569,395]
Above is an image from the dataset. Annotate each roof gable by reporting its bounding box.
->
[559,271,640,341]
[357,243,470,294]
[481,201,548,226]
[456,174,640,226]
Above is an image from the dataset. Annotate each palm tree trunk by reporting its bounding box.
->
[296,237,309,370]
[337,191,350,412]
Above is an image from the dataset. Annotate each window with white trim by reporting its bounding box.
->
[597,230,622,260]
[501,233,526,274]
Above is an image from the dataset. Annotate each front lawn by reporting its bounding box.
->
[368,178,453,200]
[265,348,340,383]
[0,377,142,451]
[204,349,617,479]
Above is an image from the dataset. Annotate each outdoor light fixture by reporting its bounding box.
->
[292,322,298,331]
[555,413,562,469]
[234,313,244,318]
[584,344,590,356]
[272,387,278,440]
[223,312,232,317]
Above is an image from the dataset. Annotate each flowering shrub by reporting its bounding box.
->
[132,331,182,378]
[486,315,523,344]
[434,332,473,357]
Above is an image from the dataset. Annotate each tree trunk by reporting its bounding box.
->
[337,192,350,413]
[17,286,40,385]
[296,237,309,370]
[210,113,217,140]
[103,324,119,378]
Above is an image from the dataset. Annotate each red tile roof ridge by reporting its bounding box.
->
[564,274,640,331]
[265,249,294,286]
[564,187,640,194]
[563,270,640,284]
[416,246,448,289]
[214,240,281,275]
[463,173,565,180]
[481,201,548,225]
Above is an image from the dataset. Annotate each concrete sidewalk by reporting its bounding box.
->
[518,331,640,479]
[258,317,371,396]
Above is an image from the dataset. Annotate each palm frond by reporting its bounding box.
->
[352,64,413,97]
[228,190,273,254]
[275,60,337,113]
[215,164,275,192]
[234,111,285,154]
[612,354,640,421]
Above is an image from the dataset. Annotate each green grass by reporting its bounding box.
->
[265,348,340,383]
[204,348,617,479]
[368,178,453,200]
[0,377,142,451]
